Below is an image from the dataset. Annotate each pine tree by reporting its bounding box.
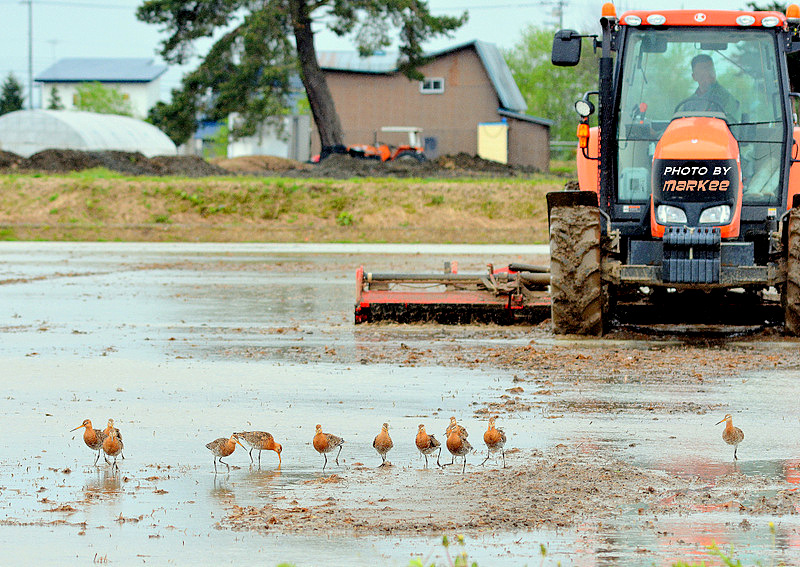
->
[0,73,25,115]
[137,0,466,148]
[47,86,64,110]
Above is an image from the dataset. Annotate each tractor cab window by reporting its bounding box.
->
[617,28,784,205]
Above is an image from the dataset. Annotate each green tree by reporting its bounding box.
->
[47,86,64,110]
[0,73,25,115]
[505,25,600,143]
[74,82,133,116]
[136,0,466,149]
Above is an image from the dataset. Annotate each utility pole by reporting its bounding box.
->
[25,0,33,109]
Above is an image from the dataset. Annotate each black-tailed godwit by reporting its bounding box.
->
[445,427,472,473]
[71,419,106,465]
[716,414,744,460]
[372,423,393,466]
[482,415,507,468]
[415,424,441,468]
[206,434,246,473]
[313,424,344,471]
[102,428,123,469]
[234,431,282,468]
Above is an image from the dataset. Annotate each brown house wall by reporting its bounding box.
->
[311,47,550,170]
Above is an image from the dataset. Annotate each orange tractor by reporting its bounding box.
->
[346,126,426,162]
[549,3,800,335]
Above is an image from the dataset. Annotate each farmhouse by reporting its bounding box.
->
[316,40,551,170]
[35,58,167,120]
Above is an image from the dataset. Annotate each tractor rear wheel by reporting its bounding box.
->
[394,150,425,163]
[549,205,604,335]
[785,209,800,335]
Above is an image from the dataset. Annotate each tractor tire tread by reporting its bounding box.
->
[549,205,603,335]
[785,209,800,335]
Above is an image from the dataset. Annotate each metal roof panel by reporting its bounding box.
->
[36,58,168,83]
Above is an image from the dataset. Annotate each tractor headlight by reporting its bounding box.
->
[656,205,687,224]
[699,205,731,224]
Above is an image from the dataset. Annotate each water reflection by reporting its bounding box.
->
[244,468,282,498]
[210,475,236,505]
[82,468,122,503]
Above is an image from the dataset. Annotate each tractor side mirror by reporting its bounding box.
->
[552,30,582,66]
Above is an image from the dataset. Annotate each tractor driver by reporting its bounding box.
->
[679,54,740,121]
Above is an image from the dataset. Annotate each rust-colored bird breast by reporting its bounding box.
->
[373,431,393,453]
[313,432,329,453]
[446,431,463,453]
[723,425,744,445]
[103,435,121,456]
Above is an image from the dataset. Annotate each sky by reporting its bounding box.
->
[0,0,760,108]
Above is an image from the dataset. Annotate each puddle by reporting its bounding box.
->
[2,242,800,565]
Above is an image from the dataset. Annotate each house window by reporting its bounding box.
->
[420,77,444,94]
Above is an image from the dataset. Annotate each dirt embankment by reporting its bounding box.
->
[0,150,563,243]
[0,149,543,179]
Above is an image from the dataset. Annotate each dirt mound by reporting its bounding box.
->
[149,155,229,177]
[0,150,27,169]
[212,155,313,174]
[432,152,518,174]
[0,148,540,178]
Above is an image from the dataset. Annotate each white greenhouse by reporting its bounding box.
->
[0,109,176,157]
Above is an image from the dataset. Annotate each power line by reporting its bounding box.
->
[3,0,136,8]
[434,2,545,10]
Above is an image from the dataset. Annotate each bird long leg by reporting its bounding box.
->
[248,448,254,464]
[322,453,328,471]
[481,450,490,466]
[734,446,738,460]
[423,454,428,469]
[461,456,467,474]
[258,449,262,467]
[213,458,218,474]
[220,458,230,473]
[94,449,101,466]
[502,449,506,469]
[436,448,442,468]
[335,445,342,465]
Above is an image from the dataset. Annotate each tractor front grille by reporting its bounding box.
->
[662,226,721,284]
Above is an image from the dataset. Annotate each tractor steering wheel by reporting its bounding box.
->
[673,97,727,115]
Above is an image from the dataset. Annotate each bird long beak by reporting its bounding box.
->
[235,438,247,450]
[715,418,725,425]
[70,425,83,431]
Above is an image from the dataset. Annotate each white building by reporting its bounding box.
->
[35,58,167,120]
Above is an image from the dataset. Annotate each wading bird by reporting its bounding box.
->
[206,434,246,473]
[372,423,393,467]
[445,427,472,474]
[234,431,282,468]
[716,413,744,460]
[445,416,468,439]
[313,424,344,471]
[104,419,124,459]
[415,424,441,468]
[71,419,106,465]
[102,428,123,469]
[482,415,507,468]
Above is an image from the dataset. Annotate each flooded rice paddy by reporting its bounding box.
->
[1,242,800,566]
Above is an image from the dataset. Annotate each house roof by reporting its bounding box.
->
[498,109,553,127]
[35,58,168,83]
[318,40,527,113]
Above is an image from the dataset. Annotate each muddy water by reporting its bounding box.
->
[2,242,800,566]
